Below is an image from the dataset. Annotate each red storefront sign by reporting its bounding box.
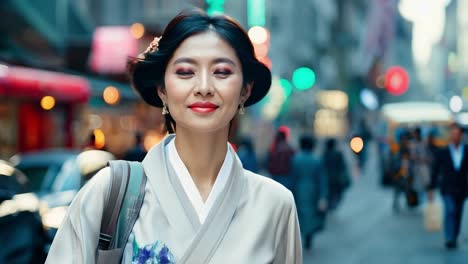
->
[0,65,91,103]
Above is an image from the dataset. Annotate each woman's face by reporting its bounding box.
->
[159,31,251,134]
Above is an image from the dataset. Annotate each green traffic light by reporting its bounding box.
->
[292,67,316,90]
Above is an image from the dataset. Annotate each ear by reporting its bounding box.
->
[241,82,253,104]
[157,85,166,103]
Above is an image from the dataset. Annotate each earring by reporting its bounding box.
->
[238,104,245,115]
[162,102,169,115]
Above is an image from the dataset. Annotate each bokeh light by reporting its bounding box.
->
[93,129,106,149]
[360,89,379,110]
[248,26,269,44]
[450,95,463,113]
[385,66,409,96]
[103,86,120,105]
[40,96,55,110]
[292,67,316,90]
[350,137,364,153]
[130,23,145,39]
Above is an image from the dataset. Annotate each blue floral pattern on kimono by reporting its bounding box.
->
[132,239,175,264]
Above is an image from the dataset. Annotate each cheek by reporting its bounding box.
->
[164,79,189,103]
[220,78,244,102]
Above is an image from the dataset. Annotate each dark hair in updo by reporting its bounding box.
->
[128,9,271,134]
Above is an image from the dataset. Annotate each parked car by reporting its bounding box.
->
[9,149,115,251]
[0,160,47,263]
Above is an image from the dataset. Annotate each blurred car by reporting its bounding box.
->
[0,160,47,264]
[10,150,82,208]
[9,149,115,251]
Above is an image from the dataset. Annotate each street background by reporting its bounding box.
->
[304,141,468,263]
[1,0,468,263]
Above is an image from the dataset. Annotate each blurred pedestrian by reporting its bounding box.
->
[123,131,147,162]
[392,131,413,213]
[410,128,431,195]
[428,123,468,250]
[356,119,372,169]
[291,134,327,250]
[323,138,350,211]
[237,136,258,173]
[427,129,440,161]
[267,127,296,191]
[46,9,301,263]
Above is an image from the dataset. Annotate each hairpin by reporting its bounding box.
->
[138,36,162,59]
[144,36,162,54]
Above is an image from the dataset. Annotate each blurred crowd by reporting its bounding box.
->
[238,126,353,251]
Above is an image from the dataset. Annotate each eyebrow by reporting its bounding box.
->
[172,57,237,66]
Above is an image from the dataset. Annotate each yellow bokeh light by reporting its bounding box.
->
[248,26,269,44]
[103,86,120,105]
[40,96,55,110]
[93,129,106,149]
[130,23,145,39]
[350,137,364,153]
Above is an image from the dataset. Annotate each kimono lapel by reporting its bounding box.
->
[178,146,246,264]
[142,135,199,236]
[166,162,202,229]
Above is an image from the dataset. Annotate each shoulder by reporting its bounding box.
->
[81,166,112,196]
[68,166,112,218]
[242,170,295,211]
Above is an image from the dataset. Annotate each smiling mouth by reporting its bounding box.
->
[188,102,219,113]
[189,106,218,113]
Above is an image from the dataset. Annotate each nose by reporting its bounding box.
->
[194,70,214,97]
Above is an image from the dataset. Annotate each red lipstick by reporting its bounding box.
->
[188,102,218,113]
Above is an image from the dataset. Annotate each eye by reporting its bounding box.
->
[214,68,233,77]
[175,69,194,78]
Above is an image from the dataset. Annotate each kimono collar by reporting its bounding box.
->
[142,134,246,263]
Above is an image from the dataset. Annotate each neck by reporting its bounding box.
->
[174,128,229,201]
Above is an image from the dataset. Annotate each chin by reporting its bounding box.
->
[178,121,231,134]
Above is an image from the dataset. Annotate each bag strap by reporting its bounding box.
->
[98,160,129,250]
[98,160,147,251]
[115,161,147,248]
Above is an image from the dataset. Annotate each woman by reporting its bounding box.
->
[46,9,302,264]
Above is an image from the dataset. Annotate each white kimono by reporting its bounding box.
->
[46,135,302,263]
